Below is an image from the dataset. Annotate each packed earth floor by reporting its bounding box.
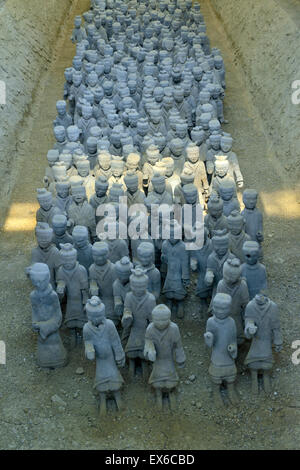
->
[0,0,300,450]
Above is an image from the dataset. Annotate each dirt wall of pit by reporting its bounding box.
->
[207,0,300,182]
[0,0,74,211]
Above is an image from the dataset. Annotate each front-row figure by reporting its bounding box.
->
[122,268,156,379]
[56,243,89,348]
[204,293,238,407]
[83,296,125,416]
[29,263,67,369]
[144,304,186,410]
[244,292,282,396]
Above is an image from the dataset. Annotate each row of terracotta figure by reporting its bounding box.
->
[27,0,282,411]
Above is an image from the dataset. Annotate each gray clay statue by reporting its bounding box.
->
[53,180,72,214]
[218,179,240,217]
[122,267,156,378]
[148,172,173,205]
[241,189,264,248]
[89,175,109,222]
[29,222,62,289]
[36,188,61,227]
[173,168,195,205]
[76,158,95,201]
[244,293,283,395]
[144,304,185,410]
[161,220,190,319]
[52,214,73,248]
[219,135,243,188]
[241,241,267,300]
[95,152,113,180]
[192,226,213,314]
[53,100,73,130]
[67,186,97,242]
[142,144,160,190]
[169,138,186,176]
[124,171,145,207]
[125,153,143,189]
[89,241,118,325]
[217,257,249,345]
[30,263,67,369]
[44,149,59,188]
[204,293,238,407]
[227,210,251,263]
[161,157,181,197]
[72,225,93,271]
[56,243,89,348]
[136,242,161,300]
[113,256,133,323]
[211,156,235,196]
[108,158,126,190]
[205,229,234,300]
[184,143,209,203]
[204,192,228,237]
[83,296,125,415]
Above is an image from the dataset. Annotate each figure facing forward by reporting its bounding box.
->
[84,296,125,415]
[29,263,67,369]
[144,304,185,410]
[244,293,282,396]
[204,293,238,407]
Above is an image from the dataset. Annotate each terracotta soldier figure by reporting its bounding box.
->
[204,192,228,237]
[89,175,109,224]
[52,214,73,248]
[244,293,283,395]
[29,263,67,369]
[72,225,93,272]
[227,210,251,263]
[184,142,209,203]
[204,293,238,407]
[89,241,118,325]
[144,304,186,410]
[241,189,264,250]
[36,188,61,227]
[218,180,240,217]
[84,296,125,415]
[29,222,62,289]
[241,241,267,300]
[193,226,213,314]
[217,257,249,345]
[94,152,113,180]
[53,100,73,129]
[161,220,190,319]
[67,186,97,242]
[56,243,89,348]
[124,171,145,208]
[136,242,161,301]
[205,229,234,300]
[211,156,235,195]
[122,268,156,378]
[113,256,133,323]
[53,180,72,214]
[148,172,173,205]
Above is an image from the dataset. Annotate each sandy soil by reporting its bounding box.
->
[0,0,299,450]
